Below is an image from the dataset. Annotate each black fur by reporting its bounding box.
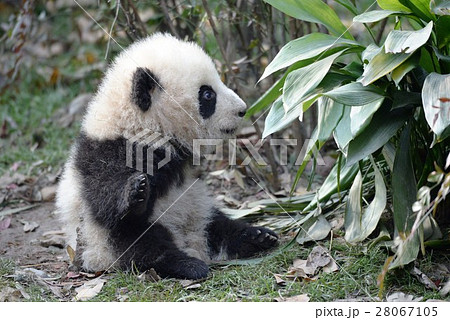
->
[206,209,279,259]
[73,133,278,279]
[73,133,210,278]
[198,85,216,119]
[131,67,159,111]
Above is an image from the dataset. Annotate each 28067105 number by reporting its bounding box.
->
[376,307,438,317]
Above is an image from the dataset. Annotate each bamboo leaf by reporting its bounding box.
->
[246,75,284,118]
[392,124,417,234]
[353,10,403,23]
[421,72,450,140]
[262,95,319,138]
[345,159,387,243]
[263,0,353,39]
[283,51,344,114]
[350,98,385,137]
[359,49,411,86]
[377,0,411,12]
[260,34,358,81]
[317,97,345,141]
[333,106,353,154]
[400,0,435,22]
[346,107,409,166]
[385,21,433,54]
[296,214,331,245]
[323,82,385,106]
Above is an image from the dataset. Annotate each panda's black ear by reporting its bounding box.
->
[131,67,159,112]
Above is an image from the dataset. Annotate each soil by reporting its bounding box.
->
[0,202,69,274]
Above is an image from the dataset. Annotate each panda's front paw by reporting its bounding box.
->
[126,173,150,214]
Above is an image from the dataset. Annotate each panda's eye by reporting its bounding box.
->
[202,89,215,101]
[199,85,216,119]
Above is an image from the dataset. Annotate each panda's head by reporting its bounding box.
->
[82,33,247,149]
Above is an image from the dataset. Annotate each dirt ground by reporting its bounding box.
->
[0,202,69,275]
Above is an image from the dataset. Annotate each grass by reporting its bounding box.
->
[1,241,447,301]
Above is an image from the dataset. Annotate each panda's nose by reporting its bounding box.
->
[238,110,246,118]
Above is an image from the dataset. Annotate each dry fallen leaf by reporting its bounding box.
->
[411,266,438,290]
[179,279,202,290]
[67,245,76,263]
[19,219,39,232]
[39,230,66,248]
[0,216,11,231]
[386,292,423,302]
[287,246,338,280]
[74,278,106,301]
[273,274,286,286]
[275,294,310,302]
[439,279,450,297]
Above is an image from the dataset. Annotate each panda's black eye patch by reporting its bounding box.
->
[198,85,216,119]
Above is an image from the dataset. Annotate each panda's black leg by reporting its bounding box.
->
[114,223,208,280]
[206,209,278,259]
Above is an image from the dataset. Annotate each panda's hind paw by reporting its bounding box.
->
[241,226,279,251]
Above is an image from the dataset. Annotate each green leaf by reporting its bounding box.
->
[359,49,411,86]
[421,72,450,140]
[436,15,450,49]
[346,107,409,166]
[385,21,433,54]
[317,97,345,141]
[399,0,435,22]
[333,106,353,154]
[304,158,360,212]
[388,232,420,269]
[345,159,387,243]
[282,51,344,114]
[246,75,284,118]
[263,0,353,39]
[262,95,318,138]
[335,0,358,15]
[350,98,385,137]
[389,124,419,269]
[323,82,385,106]
[353,10,403,23]
[362,44,382,64]
[259,33,358,81]
[392,124,417,234]
[391,53,420,86]
[377,0,411,12]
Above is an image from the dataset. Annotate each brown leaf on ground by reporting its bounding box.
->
[39,230,66,248]
[274,294,310,302]
[386,292,423,302]
[273,273,286,286]
[74,278,106,301]
[0,216,11,231]
[19,219,39,232]
[411,266,439,290]
[287,246,339,280]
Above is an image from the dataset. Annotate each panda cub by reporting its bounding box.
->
[56,33,278,280]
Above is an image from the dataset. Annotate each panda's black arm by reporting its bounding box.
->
[74,134,152,229]
[206,209,279,259]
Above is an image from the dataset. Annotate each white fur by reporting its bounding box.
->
[57,33,245,271]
